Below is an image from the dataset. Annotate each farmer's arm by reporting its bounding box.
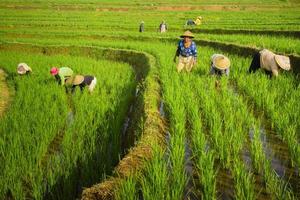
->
[210,65,216,75]
[271,69,279,77]
[173,42,180,62]
[192,42,197,63]
[225,68,230,76]
[59,73,65,85]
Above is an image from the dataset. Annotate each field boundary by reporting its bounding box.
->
[189,29,300,39]
[0,68,10,118]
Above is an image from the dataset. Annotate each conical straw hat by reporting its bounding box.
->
[180,30,194,38]
[212,54,230,70]
[65,75,84,86]
[17,63,32,74]
[72,75,84,85]
[274,55,291,71]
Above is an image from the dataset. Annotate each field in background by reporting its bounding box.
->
[0,0,299,199]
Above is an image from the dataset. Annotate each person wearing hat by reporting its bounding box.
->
[17,63,32,75]
[194,16,203,26]
[248,49,291,77]
[50,67,73,85]
[139,21,144,32]
[210,54,230,76]
[68,75,97,93]
[159,21,167,33]
[173,30,197,72]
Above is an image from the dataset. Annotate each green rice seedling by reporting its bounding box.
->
[139,144,169,200]
[115,175,138,200]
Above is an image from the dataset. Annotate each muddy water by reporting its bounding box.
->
[183,139,199,200]
[241,143,272,200]
[159,101,165,118]
[229,83,300,199]
[121,87,140,154]
[216,166,235,200]
[249,124,300,198]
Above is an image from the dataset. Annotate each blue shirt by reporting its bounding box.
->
[176,40,197,58]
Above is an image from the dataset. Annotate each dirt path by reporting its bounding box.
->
[0,69,10,118]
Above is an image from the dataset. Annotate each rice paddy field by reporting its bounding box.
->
[0,0,299,199]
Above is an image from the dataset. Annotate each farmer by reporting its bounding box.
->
[194,16,203,25]
[50,67,73,85]
[185,16,202,26]
[173,30,197,72]
[248,49,290,77]
[210,54,230,76]
[68,75,97,93]
[17,63,32,75]
[139,21,144,32]
[159,21,167,33]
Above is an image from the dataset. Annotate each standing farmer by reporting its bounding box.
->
[17,63,32,75]
[173,31,197,72]
[159,21,167,33]
[50,67,73,85]
[210,54,230,76]
[248,49,290,77]
[67,75,97,93]
[139,21,145,32]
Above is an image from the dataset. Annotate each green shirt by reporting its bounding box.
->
[58,67,73,85]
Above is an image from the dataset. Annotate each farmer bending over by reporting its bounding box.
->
[17,63,32,75]
[68,75,97,93]
[210,54,230,76]
[248,49,290,77]
[173,31,197,72]
[50,67,73,85]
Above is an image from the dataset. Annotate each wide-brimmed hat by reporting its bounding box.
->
[67,75,84,86]
[17,63,32,74]
[180,30,194,38]
[212,54,230,70]
[274,55,291,71]
[50,67,59,75]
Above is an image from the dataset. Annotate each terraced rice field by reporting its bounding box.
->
[0,0,299,199]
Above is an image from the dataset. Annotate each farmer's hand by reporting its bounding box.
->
[193,59,197,65]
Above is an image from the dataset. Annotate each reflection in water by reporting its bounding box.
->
[184,139,198,200]
[159,101,165,118]
[249,126,300,198]
[216,166,234,200]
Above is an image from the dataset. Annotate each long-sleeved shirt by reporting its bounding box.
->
[176,40,197,59]
[260,49,280,77]
[56,67,73,85]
